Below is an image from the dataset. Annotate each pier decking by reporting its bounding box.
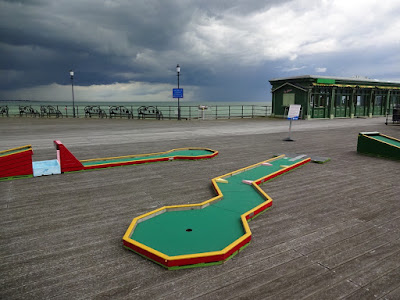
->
[1,117,399,299]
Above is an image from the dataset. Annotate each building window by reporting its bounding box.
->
[283,93,295,106]
[342,96,347,106]
[356,96,361,106]
[375,95,382,106]
[335,95,341,107]
[318,95,326,107]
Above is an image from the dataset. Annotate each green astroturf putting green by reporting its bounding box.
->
[82,149,214,166]
[129,156,306,257]
[370,135,400,147]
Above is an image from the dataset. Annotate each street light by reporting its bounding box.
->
[176,64,181,120]
[69,70,75,118]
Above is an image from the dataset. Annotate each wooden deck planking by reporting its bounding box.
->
[0,117,399,299]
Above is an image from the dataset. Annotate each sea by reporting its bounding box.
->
[0,100,272,119]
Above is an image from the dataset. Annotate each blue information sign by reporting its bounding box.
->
[173,88,183,98]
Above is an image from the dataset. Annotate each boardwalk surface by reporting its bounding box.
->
[1,117,399,299]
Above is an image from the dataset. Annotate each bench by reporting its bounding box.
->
[84,106,107,118]
[40,105,62,118]
[109,106,133,119]
[0,105,8,117]
[19,105,40,117]
[137,106,163,120]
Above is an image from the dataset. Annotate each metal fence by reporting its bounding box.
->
[0,104,272,120]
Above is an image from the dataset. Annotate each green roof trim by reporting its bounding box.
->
[317,78,335,84]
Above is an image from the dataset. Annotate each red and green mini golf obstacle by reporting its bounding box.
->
[0,145,34,180]
[0,140,218,181]
[357,132,400,160]
[53,140,218,172]
[123,155,311,270]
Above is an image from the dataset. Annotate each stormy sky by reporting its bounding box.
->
[1,0,399,103]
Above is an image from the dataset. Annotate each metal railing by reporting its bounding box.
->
[0,104,272,120]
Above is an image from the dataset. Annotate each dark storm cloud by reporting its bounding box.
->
[1,0,399,101]
[1,0,192,88]
[0,0,292,89]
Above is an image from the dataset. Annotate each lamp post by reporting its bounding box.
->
[176,64,181,120]
[69,70,75,118]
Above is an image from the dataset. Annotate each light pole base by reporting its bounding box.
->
[283,137,295,142]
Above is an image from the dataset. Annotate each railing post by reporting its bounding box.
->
[215,106,218,119]
[241,106,244,118]
[228,106,231,119]
[252,105,254,118]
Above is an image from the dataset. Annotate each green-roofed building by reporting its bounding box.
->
[269,75,400,119]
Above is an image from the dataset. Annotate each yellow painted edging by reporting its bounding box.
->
[123,155,309,263]
[217,155,285,180]
[378,133,400,149]
[0,145,32,157]
[312,83,400,90]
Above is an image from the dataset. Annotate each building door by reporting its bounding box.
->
[373,95,385,116]
[335,95,351,117]
[311,94,327,118]
[355,95,368,117]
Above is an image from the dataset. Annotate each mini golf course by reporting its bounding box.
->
[123,154,311,269]
[0,141,218,181]
[357,132,400,160]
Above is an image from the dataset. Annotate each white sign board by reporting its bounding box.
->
[287,104,301,120]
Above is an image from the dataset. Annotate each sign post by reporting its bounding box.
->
[175,64,182,120]
[284,104,301,141]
